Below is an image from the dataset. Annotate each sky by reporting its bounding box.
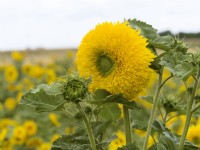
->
[0,0,200,50]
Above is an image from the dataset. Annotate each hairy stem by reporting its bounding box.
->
[77,103,97,150]
[123,105,132,144]
[178,71,200,150]
[142,68,163,150]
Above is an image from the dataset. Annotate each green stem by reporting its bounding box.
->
[178,70,200,150]
[142,68,163,150]
[77,103,97,150]
[123,105,132,144]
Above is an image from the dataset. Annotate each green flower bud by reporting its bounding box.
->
[160,96,179,113]
[172,39,188,53]
[64,79,87,103]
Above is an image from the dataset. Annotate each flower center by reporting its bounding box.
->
[96,54,114,76]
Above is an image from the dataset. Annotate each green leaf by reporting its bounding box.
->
[174,62,198,80]
[158,135,178,150]
[150,35,175,51]
[51,133,90,150]
[132,120,168,133]
[117,143,140,150]
[160,52,198,80]
[152,120,169,133]
[132,120,148,130]
[92,121,112,139]
[51,128,116,150]
[162,131,200,150]
[141,96,154,104]
[20,83,66,112]
[128,19,158,40]
[99,103,121,120]
[93,89,141,110]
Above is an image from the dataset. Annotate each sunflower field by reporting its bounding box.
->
[1,19,200,150]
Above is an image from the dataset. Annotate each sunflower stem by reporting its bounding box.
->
[178,70,200,150]
[77,103,97,150]
[142,68,163,150]
[123,105,132,144]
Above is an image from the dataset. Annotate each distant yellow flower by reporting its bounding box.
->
[23,120,38,136]
[66,50,74,59]
[29,65,44,78]
[0,128,8,141]
[108,131,125,150]
[0,103,3,111]
[0,119,18,128]
[11,51,24,62]
[4,97,17,111]
[4,65,18,83]
[50,134,60,143]
[187,124,200,146]
[16,91,23,103]
[45,69,56,84]
[12,126,27,145]
[65,127,75,135]
[1,140,13,150]
[37,143,51,150]
[49,113,61,127]
[26,137,43,148]
[22,64,32,74]
[76,22,155,100]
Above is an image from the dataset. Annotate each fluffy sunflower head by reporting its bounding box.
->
[76,22,155,100]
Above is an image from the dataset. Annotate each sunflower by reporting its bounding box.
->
[187,124,200,146]
[11,51,24,62]
[4,65,18,83]
[23,120,38,136]
[76,22,155,100]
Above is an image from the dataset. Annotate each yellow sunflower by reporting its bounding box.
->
[187,124,200,146]
[76,22,155,100]
[23,120,38,136]
[4,65,18,83]
[11,51,24,62]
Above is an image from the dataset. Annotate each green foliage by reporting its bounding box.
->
[128,19,158,40]
[117,143,140,150]
[160,52,199,80]
[132,120,169,135]
[92,89,141,110]
[98,103,121,120]
[20,83,66,112]
[52,121,116,150]
[154,135,177,150]
[150,35,175,51]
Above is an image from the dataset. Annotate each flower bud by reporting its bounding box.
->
[63,79,87,103]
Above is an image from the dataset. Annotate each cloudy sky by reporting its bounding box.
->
[0,0,200,50]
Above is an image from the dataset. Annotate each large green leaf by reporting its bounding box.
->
[128,19,158,40]
[92,89,140,110]
[158,135,178,150]
[99,103,121,120]
[174,62,198,80]
[160,52,198,80]
[20,83,66,112]
[150,35,175,51]
[51,128,116,150]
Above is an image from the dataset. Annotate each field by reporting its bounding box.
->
[0,37,200,150]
